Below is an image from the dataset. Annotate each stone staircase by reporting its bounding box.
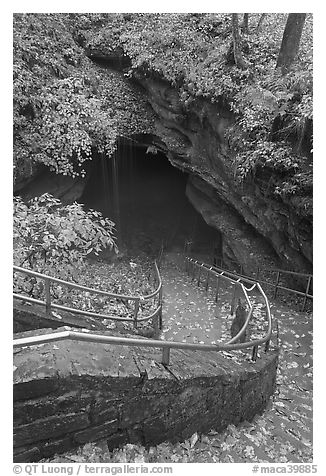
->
[13,252,312,462]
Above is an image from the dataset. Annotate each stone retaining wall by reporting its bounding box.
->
[13,302,108,334]
[14,328,278,462]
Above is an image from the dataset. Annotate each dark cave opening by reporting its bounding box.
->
[81,139,222,257]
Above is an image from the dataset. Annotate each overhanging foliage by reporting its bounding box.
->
[13,13,312,215]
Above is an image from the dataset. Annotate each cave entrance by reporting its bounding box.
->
[81,138,222,257]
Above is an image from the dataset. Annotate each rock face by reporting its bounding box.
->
[134,77,312,274]
[14,63,312,274]
[14,166,87,204]
[13,327,278,462]
[185,176,280,273]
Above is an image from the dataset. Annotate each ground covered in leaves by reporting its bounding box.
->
[55,254,154,312]
[14,251,160,336]
[44,251,312,463]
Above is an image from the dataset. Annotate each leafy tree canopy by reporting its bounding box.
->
[79,13,312,211]
[13,13,156,183]
[14,13,312,214]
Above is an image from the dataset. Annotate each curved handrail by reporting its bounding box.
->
[13,262,163,326]
[213,255,312,311]
[142,262,162,301]
[186,257,272,349]
[13,264,161,302]
[12,293,135,322]
[225,284,253,345]
[13,326,272,353]
[214,255,312,279]
[13,257,274,365]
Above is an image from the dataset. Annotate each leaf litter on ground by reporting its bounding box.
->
[43,253,313,463]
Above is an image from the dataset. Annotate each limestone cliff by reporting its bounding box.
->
[131,76,312,274]
[16,71,312,274]
[13,14,312,276]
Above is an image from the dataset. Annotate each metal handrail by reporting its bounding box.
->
[13,262,163,327]
[13,258,273,365]
[13,264,161,301]
[13,328,272,351]
[185,257,272,349]
[13,317,273,365]
[214,255,312,279]
[213,256,312,311]
[141,262,162,301]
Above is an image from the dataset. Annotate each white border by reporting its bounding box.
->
[2,3,324,473]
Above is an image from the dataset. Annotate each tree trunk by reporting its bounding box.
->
[242,13,249,34]
[232,13,248,69]
[256,13,266,33]
[276,13,307,74]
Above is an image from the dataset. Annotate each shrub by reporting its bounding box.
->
[13,193,117,288]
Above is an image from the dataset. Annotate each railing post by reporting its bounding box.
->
[159,287,163,330]
[197,266,202,286]
[184,240,190,256]
[275,320,280,348]
[252,345,258,361]
[256,267,260,281]
[133,298,140,329]
[215,276,220,302]
[44,278,51,316]
[153,311,159,334]
[205,270,210,292]
[192,262,196,282]
[274,271,281,299]
[301,276,312,312]
[231,284,238,315]
[162,347,170,366]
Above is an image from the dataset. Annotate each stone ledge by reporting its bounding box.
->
[13,327,278,461]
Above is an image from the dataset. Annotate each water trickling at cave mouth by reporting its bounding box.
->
[81,139,222,257]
